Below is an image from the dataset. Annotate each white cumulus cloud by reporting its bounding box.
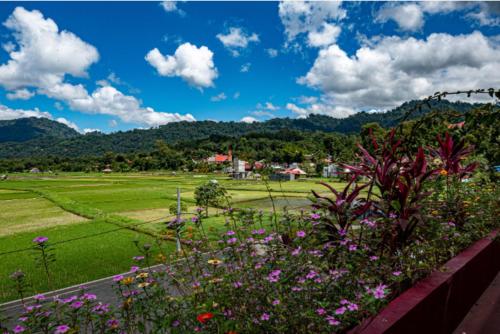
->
[299,31,500,112]
[307,22,341,48]
[0,104,52,120]
[216,27,259,56]
[145,43,218,88]
[160,1,184,15]
[210,92,227,102]
[279,0,345,48]
[6,88,34,100]
[240,116,259,123]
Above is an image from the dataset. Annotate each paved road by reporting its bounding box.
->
[453,271,500,334]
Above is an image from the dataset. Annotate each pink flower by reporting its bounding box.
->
[369,255,379,261]
[272,299,280,306]
[233,281,242,288]
[133,256,144,261]
[267,269,281,283]
[373,284,387,299]
[335,306,346,315]
[113,275,124,282]
[348,303,358,311]
[32,236,48,244]
[227,237,237,244]
[316,308,326,315]
[306,270,318,279]
[70,301,83,309]
[33,294,45,301]
[291,247,301,256]
[55,325,70,334]
[296,230,306,238]
[310,213,321,220]
[130,266,139,273]
[348,244,357,252]
[226,230,236,236]
[260,313,270,321]
[326,315,340,326]
[13,325,25,333]
[392,271,402,277]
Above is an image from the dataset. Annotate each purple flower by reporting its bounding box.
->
[227,237,237,244]
[326,315,340,326]
[360,218,376,228]
[369,255,379,261]
[263,235,274,243]
[55,325,70,334]
[373,284,387,299]
[32,236,48,244]
[113,275,124,282]
[310,213,321,220]
[172,320,180,327]
[338,229,347,237]
[226,230,236,236]
[272,299,280,306]
[335,306,346,315]
[291,247,301,256]
[13,325,25,333]
[252,228,266,235]
[392,271,402,277]
[191,216,199,223]
[70,301,83,309]
[33,294,45,301]
[306,270,318,280]
[348,303,359,311]
[348,244,357,252]
[447,221,456,227]
[233,281,242,288]
[296,230,306,238]
[316,308,326,315]
[107,319,120,328]
[81,293,96,300]
[260,313,270,321]
[130,266,139,273]
[267,269,281,283]
[389,213,398,219]
[133,256,145,261]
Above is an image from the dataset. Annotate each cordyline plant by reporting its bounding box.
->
[311,174,371,239]
[341,130,436,253]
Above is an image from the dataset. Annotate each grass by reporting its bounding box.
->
[0,172,346,302]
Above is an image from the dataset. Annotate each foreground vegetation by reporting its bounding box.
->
[0,174,338,302]
[2,127,498,333]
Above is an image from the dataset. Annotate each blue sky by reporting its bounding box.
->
[0,1,498,133]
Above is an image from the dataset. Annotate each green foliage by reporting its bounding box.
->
[194,180,230,216]
[168,201,187,215]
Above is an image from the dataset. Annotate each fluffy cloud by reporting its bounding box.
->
[0,7,99,93]
[210,92,227,102]
[0,104,51,120]
[6,88,34,100]
[375,3,424,31]
[56,117,80,132]
[240,63,251,73]
[376,2,499,32]
[145,43,218,88]
[160,1,184,15]
[286,100,354,119]
[257,102,279,111]
[307,22,341,48]
[266,48,278,58]
[279,0,345,47]
[240,116,259,123]
[216,27,259,56]
[298,31,500,112]
[69,85,195,126]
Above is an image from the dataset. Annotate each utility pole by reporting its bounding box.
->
[176,187,182,252]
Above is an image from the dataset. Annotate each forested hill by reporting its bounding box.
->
[0,100,481,158]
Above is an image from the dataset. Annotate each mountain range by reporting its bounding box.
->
[0,100,480,158]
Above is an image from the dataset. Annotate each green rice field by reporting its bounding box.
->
[0,172,345,302]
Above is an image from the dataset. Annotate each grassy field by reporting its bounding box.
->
[0,172,344,302]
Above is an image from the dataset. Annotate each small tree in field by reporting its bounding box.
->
[194,180,229,217]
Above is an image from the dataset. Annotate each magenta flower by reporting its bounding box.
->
[113,274,124,282]
[316,308,326,315]
[130,266,139,273]
[291,247,301,256]
[55,325,70,334]
[326,315,340,326]
[260,313,270,321]
[32,236,48,244]
[272,299,280,306]
[296,230,306,238]
[81,293,96,300]
[33,294,46,301]
[348,244,357,252]
[310,213,321,220]
[133,256,145,261]
[335,306,346,315]
[70,301,83,309]
[373,284,387,299]
[191,216,199,223]
[348,303,359,311]
[13,325,25,333]
[392,271,402,277]
[233,281,242,288]
[369,255,379,261]
[227,237,237,244]
[267,269,281,283]
[226,230,236,236]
